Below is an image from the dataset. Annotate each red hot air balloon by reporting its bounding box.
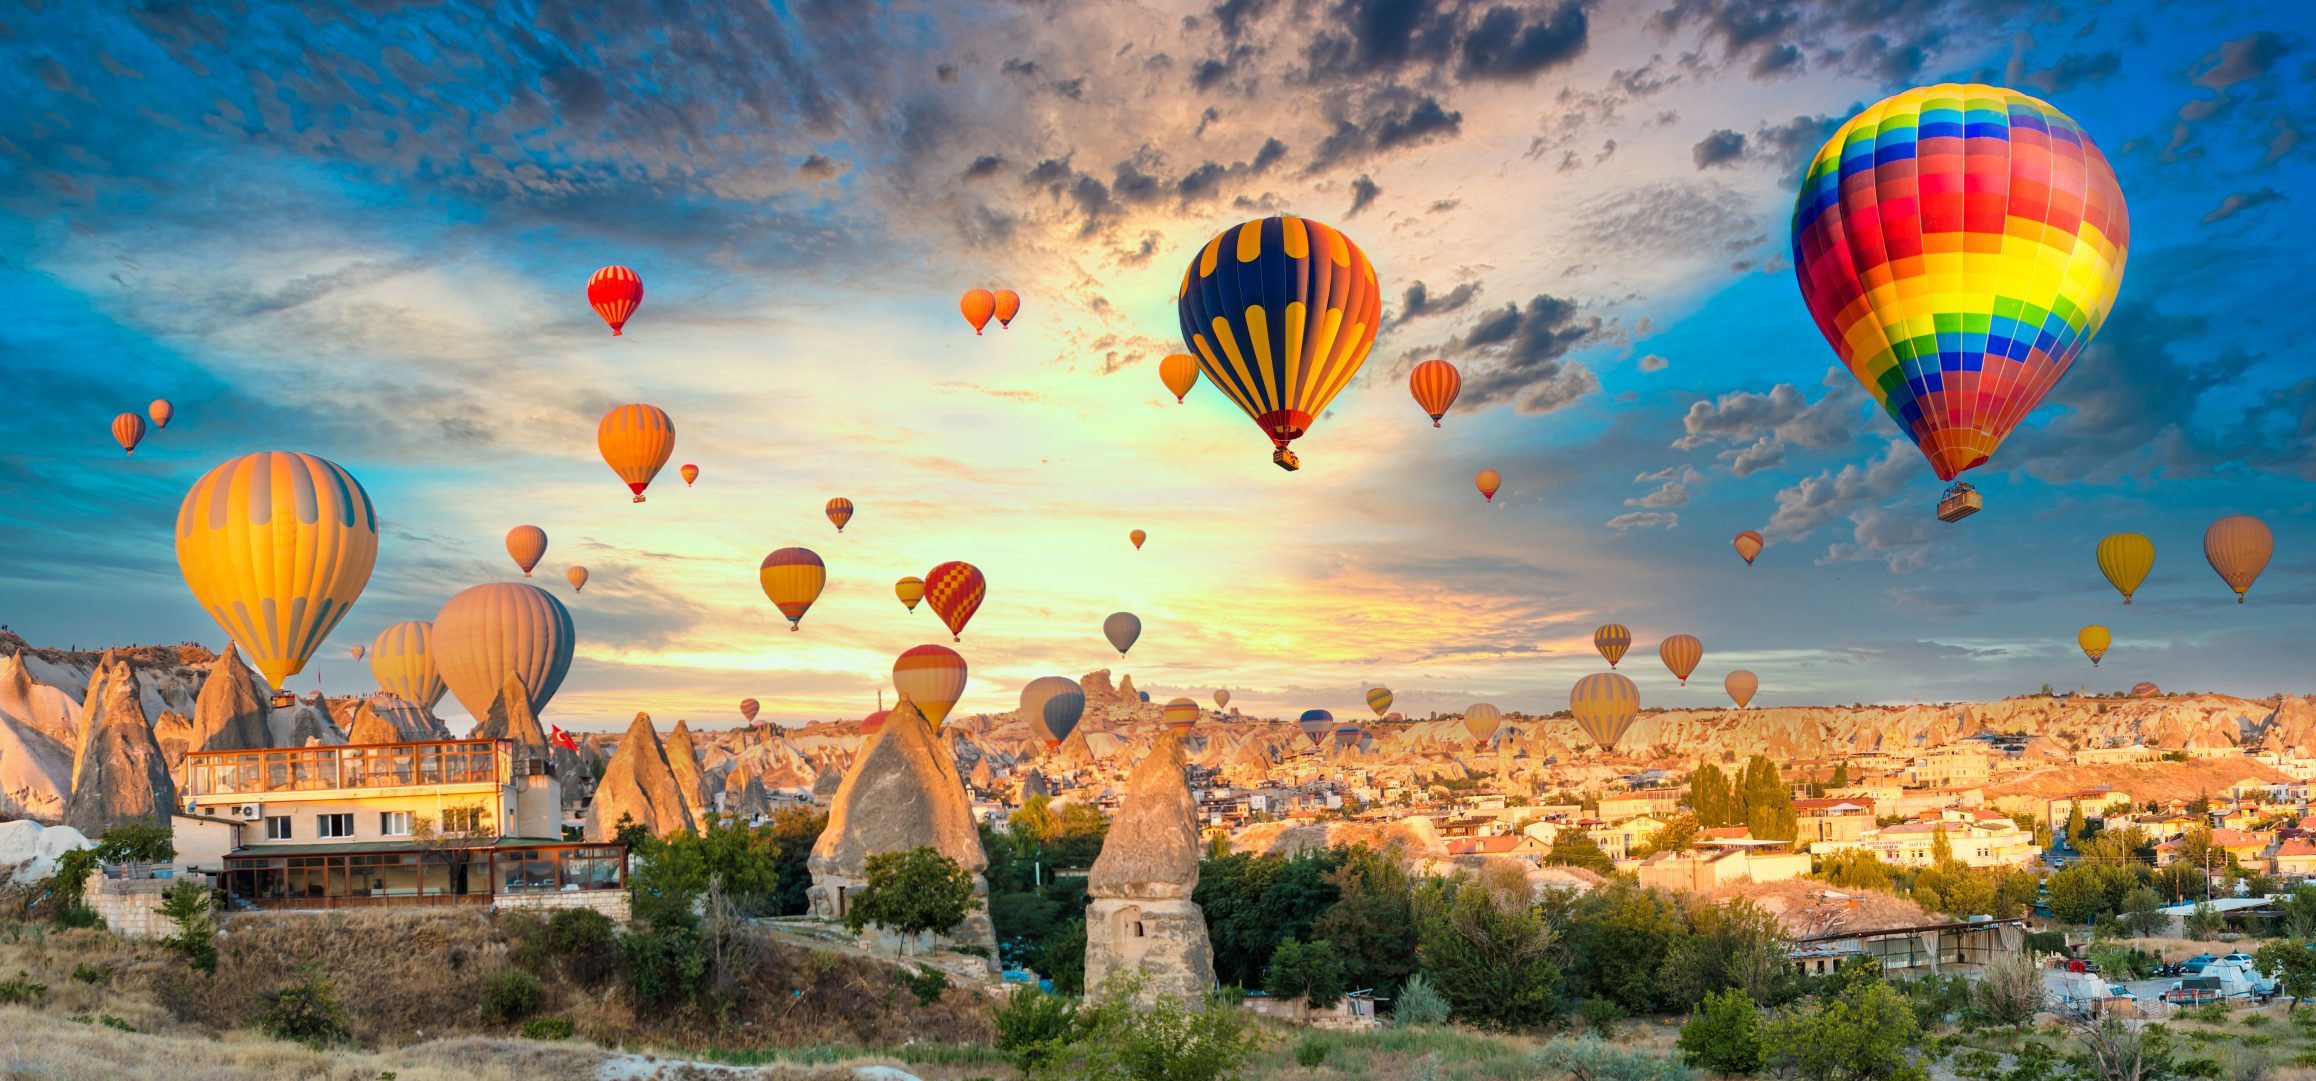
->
[924,561,986,642]
[1409,360,1461,427]
[587,266,644,336]
[680,464,699,486]
[993,289,1021,329]
[739,698,761,724]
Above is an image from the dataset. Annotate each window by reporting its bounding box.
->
[264,816,292,840]
[380,811,412,837]
[317,813,354,839]
[442,806,487,834]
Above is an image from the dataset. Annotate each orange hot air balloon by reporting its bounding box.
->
[1159,353,1200,403]
[1130,529,1147,550]
[1725,670,1758,708]
[1163,697,1201,734]
[1409,360,1461,427]
[2204,515,2274,603]
[961,288,996,335]
[148,400,174,429]
[680,463,699,487]
[1593,624,1632,668]
[993,289,1021,329]
[895,576,925,612]
[369,621,444,711]
[759,548,827,630]
[505,525,547,577]
[598,404,674,503]
[349,644,365,661]
[565,566,589,592]
[825,497,855,532]
[739,698,760,724]
[112,413,147,455]
[924,561,985,641]
[893,644,968,730]
[1659,634,1703,685]
[1475,469,1501,502]
[587,265,644,336]
[1733,531,1764,566]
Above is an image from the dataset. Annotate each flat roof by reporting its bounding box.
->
[226,836,588,857]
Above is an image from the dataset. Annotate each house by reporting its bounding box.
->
[1587,815,1666,861]
[1789,919,2026,977]
[1598,787,1683,821]
[2154,829,2270,869]
[181,738,626,918]
[1445,834,1548,860]
[1793,798,1876,845]
[1634,842,1811,893]
[1905,751,1990,788]
[2271,838,2316,878]
[1809,810,2037,869]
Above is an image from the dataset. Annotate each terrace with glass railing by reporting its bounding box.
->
[185,740,508,798]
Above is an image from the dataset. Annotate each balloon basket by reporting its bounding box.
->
[1271,446,1301,471]
[1936,483,1982,523]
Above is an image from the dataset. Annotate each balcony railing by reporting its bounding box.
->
[186,740,505,798]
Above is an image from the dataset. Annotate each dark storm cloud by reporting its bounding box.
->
[1456,2,1590,82]
[2202,188,2284,224]
[1428,293,1605,415]
[1691,129,1746,169]
[1346,174,1381,217]
[1308,87,1463,172]
[1301,0,1462,81]
[1651,0,2039,87]
[1399,280,1482,322]
[963,154,1009,179]
[2020,50,2122,93]
[2193,30,2289,91]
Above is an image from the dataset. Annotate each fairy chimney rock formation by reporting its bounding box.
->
[64,654,177,834]
[345,700,402,745]
[477,673,550,764]
[1084,736,1216,1002]
[807,698,997,963]
[190,645,273,753]
[664,720,713,824]
[582,713,698,841]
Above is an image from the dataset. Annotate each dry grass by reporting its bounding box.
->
[0,1007,604,1081]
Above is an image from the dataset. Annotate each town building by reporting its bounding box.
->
[1808,809,2037,869]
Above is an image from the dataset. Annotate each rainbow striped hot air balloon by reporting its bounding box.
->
[176,452,380,691]
[759,548,827,630]
[1177,215,1382,471]
[369,621,445,711]
[894,644,968,730]
[1593,624,1632,668]
[1366,687,1394,717]
[1792,85,2128,513]
[1571,672,1640,752]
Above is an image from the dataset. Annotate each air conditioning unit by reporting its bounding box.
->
[236,804,262,821]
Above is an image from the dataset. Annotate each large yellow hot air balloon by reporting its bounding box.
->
[2078,625,2110,667]
[176,452,380,690]
[1159,353,1200,403]
[433,582,575,721]
[1163,697,1200,734]
[1725,670,1758,708]
[1571,672,1640,752]
[1176,215,1382,471]
[759,548,827,630]
[598,404,675,503]
[2096,533,2153,604]
[1366,687,1393,717]
[895,576,925,612]
[894,644,968,730]
[506,525,547,577]
[1463,703,1501,742]
[368,620,445,711]
[1659,634,1703,685]
[1592,624,1631,668]
[1733,531,1764,566]
[2204,515,2273,603]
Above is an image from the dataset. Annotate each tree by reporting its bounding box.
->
[158,880,217,974]
[1567,879,1689,1014]
[1691,764,1734,827]
[844,846,980,954]
[1679,989,1763,1074]
[1830,762,1849,788]
[1761,978,1925,1081]
[765,807,827,916]
[1736,757,1797,842]
[1972,951,2043,1031]
[2278,887,2316,939]
[2118,887,2166,938]
[1816,849,1895,892]
[637,813,785,917]
[1662,897,1791,1007]
[2064,804,2087,849]
[1193,847,1344,987]
[2255,940,2316,1013]
[1393,972,1451,1026]
[1544,828,1615,874]
[1310,843,1417,996]
[1414,877,1561,1030]
[411,802,498,902]
[2183,900,2224,940]
[1634,814,1700,858]
[1264,938,1346,1009]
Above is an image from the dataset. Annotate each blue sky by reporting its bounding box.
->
[1,0,2311,730]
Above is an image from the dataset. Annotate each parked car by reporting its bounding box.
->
[2221,952,2257,966]
[2162,977,2223,1006]
[2182,954,2219,975]
[2108,985,2137,1001]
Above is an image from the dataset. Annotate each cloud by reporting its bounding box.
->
[1309,86,1464,171]
[1346,174,1381,218]
[1637,354,1668,373]
[1691,129,1747,169]
[1625,481,1690,508]
[1577,180,1764,258]
[1400,280,1481,322]
[1456,2,1591,82]
[2202,188,2284,224]
[1766,440,1917,541]
[2193,30,2289,90]
[1428,293,1605,415]
[1605,511,1678,532]
[1674,368,1863,475]
[2021,50,2122,93]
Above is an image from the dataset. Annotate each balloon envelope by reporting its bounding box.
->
[1792,84,2129,483]
[1366,687,1394,717]
[1298,709,1333,745]
[2078,625,2110,667]
[369,621,445,711]
[112,413,147,455]
[506,525,547,577]
[1725,670,1758,708]
[1593,624,1632,668]
[588,265,644,336]
[1103,611,1142,656]
[433,582,575,722]
[924,561,986,640]
[893,644,968,730]
[2097,533,2153,604]
[680,463,699,486]
[1463,703,1501,742]
[759,548,827,629]
[1159,353,1200,403]
[176,452,380,688]
[961,288,995,334]
[597,404,674,503]
[993,289,1021,328]
[2204,515,2273,603]
[1129,529,1147,550]
[1733,531,1764,566]
[349,645,365,661]
[861,709,890,736]
[1331,724,1362,749]
[1020,676,1085,746]
[1409,359,1461,426]
[1213,689,1231,709]
[1571,672,1640,751]
[739,698,761,724]
[149,399,174,429]
[1659,634,1703,684]
[1163,697,1200,733]
[825,498,854,532]
[1475,469,1500,502]
[895,576,925,612]
[565,566,588,592]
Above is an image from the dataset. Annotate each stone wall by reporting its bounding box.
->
[494,888,630,924]
[86,869,209,940]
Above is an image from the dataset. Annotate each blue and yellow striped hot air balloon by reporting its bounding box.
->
[175,452,380,691]
[1177,216,1383,471]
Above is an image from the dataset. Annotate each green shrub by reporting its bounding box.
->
[43,848,99,919]
[53,905,101,930]
[993,986,1079,1072]
[95,1014,132,1032]
[520,1016,574,1041]
[1294,1035,1330,1069]
[547,908,617,967]
[1581,996,1627,1035]
[159,881,216,974]
[1529,1035,1696,1081]
[621,922,706,1014]
[2023,931,2068,956]
[1038,975,1258,1081]
[903,964,949,1006]
[70,963,113,986]
[478,968,545,1024]
[1678,989,1762,1074]
[0,972,49,1006]
[256,966,351,1048]
[1394,971,1451,1027]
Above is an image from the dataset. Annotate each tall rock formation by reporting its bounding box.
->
[0,708,72,821]
[0,652,79,746]
[664,720,713,824]
[477,674,550,763]
[1085,736,1215,1002]
[583,713,697,840]
[64,654,176,833]
[345,700,403,745]
[189,645,273,753]
[808,699,996,963]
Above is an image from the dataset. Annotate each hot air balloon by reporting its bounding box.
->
[433,582,575,722]
[680,464,699,487]
[1792,85,2129,520]
[893,644,968,730]
[2204,515,2273,603]
[1571,672,1640,752]
[369,621,445,711]
[1163,697,1200,734]
[1139,691,1151,703]
[1463,703,1501,743]
[2078,625,2110,667]
[1159,353,1200,403]
[1130,529,1147,550]
[506,525,547,577]
[112,413,147,455]
[1475,469,1500,502]
[759,548,827,630]
[861,709,891,736]
[598,404,674,503]
[1593,624,1632,668]
[1103,611,1142,657]
[993,289,1021,329]
[924,561,986,641]
[740,698,761,724]
[1020,676,1085,747]
[566,566,588,592]
[587,265,644,336]
[961,288,996,335]
[349,644,365,661]
[1409,359,1461,427]
[1725,670,1758,709]
[1332,724,1363,749]
[895,576,925,612]
[1733,531,1764,566]
[1366,687,1394,717]
[149,400,174,429]
[2096,533,2153,604]
[1213,689,1231,709]
[825,498,855,532]
[176,452,379,691]
[1659,634,1703,685]
[1297,709,1334,745]
[1176,215,1382,471]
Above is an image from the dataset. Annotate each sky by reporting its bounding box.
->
[2,0,2312,732]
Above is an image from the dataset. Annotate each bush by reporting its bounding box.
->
[1529,1035,1696,1081]
[93,822,174,865]
[2023,931,2068,956]
[1039,976,1258,1081]
[256,966,352,1048]
[52,905,101,930]
[520,1016,574,1041]
[1294,1036,1330,1069]
[621,922,707,1014]
[0,972,49,1006]
[1265,938,1346,1009]
[903,964,949,1006]
[478,968,546,1024]
[1395,971,1451,1026]
[1762,979,1925,1081]
[1679,989,1763,1074]
[1581,996,1627,1035]
[994,986,1079,1072]
[159,881,216,974]
[70,964,114,986]
[546,907,619,985]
